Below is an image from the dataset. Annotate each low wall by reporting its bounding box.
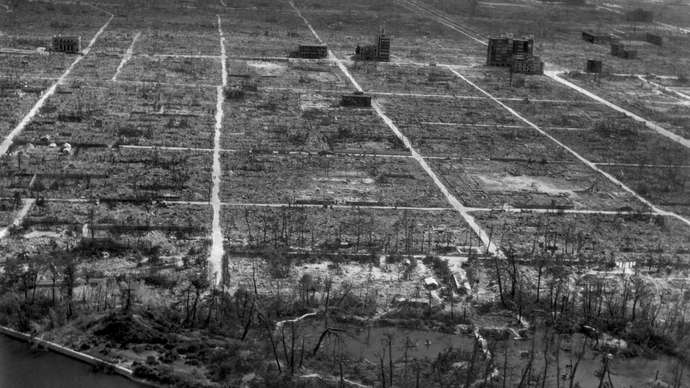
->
[0,325,139,381]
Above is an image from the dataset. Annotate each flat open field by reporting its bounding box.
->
[377,95,523,126]
[430,158,645,210]
[220,152,448,206]
[222,90,406,153]
[397,122,574,161]
[221,9,315,57]
[227,59,348,90]
[602,164,690,217]
[565,73,690,138]
[463,68,588,101]
[347,62,482,94]
[118,56,222,84]
[0,146,212,201]
[11,82,217,149]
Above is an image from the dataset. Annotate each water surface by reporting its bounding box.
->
[0,335,145,388]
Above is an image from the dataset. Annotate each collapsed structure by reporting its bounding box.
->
[51,35,81,54]
[353,29,390,62]
[610,42,637,59]
[486,36,543,74]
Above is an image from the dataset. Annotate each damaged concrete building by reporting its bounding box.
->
[486,36,544,74]
[582,31,614,44]
[645,33,663,46]
[586,59,603,73]
[353,29,391,62]
[341,92,372,107]
[295,44,328,59]
[51,35,81,54]
[611,42,637,59]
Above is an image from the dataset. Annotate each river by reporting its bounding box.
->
[0,335,146,388]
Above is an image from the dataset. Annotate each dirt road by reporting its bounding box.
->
[208,15,228,286]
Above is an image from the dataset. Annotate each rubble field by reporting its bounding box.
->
[0,201,211,264]
[12,82,217,149]
[0,0,688,386]
[396,122,575,161]
[473,211,690,261]
[346,62,483,95]
[117,56,222,85]
[430,158,646,210]
[226,59,348,91]
[565,73,690,139]
[0,146,212,201]
[220,152,449,207]
[601,164,690,217]
[221,89,405,153]
[377,94,524,126]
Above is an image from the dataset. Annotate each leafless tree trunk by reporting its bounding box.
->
[258,312,281,373]
[568,337,588,388]
[541,329,551,388]
[555,334,561,388]
[380,356,387,388]
[464,337,480,388]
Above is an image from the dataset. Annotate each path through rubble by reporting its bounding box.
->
[111,31,141,81]
[208,15,227,285]
[0,199,36,240]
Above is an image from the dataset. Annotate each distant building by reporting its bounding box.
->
[511,56,544,75]
[376,31,390,61]
[582,31,614,44]
[341,92,372,107]
[487,37,521,66]
[586,59,603,73]
[51,35,81,54]
[611,42,637,59]
[296,44,328,59]
[486,36,543,74]
[645,33,663,46]
[353,28,391,62]
[625,8,653,23]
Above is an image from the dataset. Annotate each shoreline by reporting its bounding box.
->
[0,325,157,387]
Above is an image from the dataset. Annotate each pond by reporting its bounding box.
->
[500,330,689,387]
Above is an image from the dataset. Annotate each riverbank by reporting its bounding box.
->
[0,325,155,387]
